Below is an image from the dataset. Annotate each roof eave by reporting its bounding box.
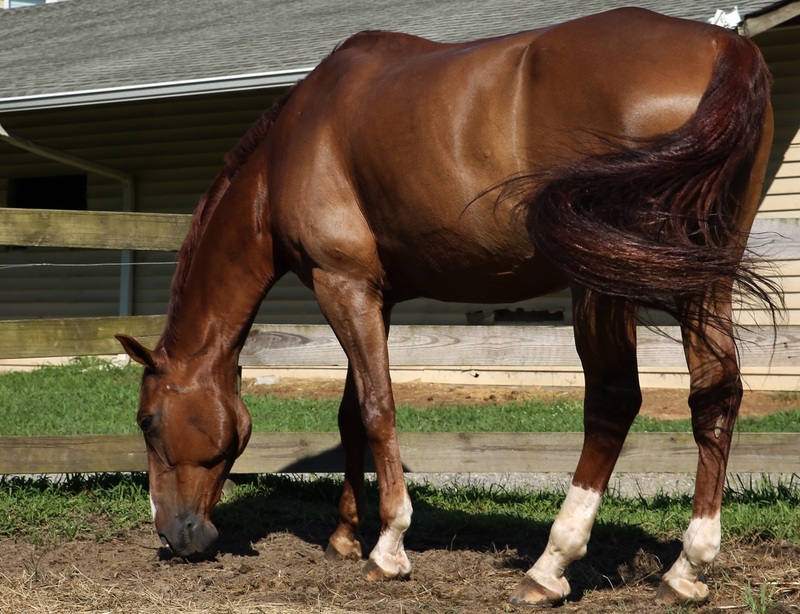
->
[740,0,800,36]
[0,67,312,113]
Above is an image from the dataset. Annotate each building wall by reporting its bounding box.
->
[0,90,275,319]
[749,21,800,326]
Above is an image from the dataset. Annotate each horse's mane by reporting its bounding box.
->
[159,88,296,351]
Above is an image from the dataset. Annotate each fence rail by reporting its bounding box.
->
[0,208,190,251]
[2,316,798,378]
[1,208,797,256]
[2,432,798,476]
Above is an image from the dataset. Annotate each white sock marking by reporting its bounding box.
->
[683,512,721,567]
[662,512,720,600]
[369,491,413,576]
[529,485,602,595]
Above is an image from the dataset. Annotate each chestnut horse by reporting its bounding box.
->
[116,8,776,606]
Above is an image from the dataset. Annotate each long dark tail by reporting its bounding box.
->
[520,34,779,325]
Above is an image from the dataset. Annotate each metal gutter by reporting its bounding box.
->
[0,67,313,113]
[0,123,137,316]
[740,0,800,36]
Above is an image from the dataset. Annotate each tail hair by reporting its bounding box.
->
[516,34,780,329]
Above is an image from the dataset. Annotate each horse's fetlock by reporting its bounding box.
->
[548,522,589,561]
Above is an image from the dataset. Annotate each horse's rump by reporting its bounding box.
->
[518,30,777,327]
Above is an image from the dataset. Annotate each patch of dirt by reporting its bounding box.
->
[1,528,798,613]
[243,377,798,421]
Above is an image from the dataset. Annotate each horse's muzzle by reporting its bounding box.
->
[159,513,218,558]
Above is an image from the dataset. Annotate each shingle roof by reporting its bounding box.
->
[0,0,791,110]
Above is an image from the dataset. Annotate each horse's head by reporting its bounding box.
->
[115,334,252,558]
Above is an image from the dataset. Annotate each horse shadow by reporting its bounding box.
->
[188,442,684,600]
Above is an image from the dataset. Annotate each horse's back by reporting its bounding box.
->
[267,8,765,303]
[289,7,739,193]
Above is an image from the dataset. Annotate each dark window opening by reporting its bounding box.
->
[7,175,87,210]
[466,307,565,325]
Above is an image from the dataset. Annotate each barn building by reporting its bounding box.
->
[0,0,798,386]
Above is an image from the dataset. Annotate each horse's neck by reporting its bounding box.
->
[162,161,272,367]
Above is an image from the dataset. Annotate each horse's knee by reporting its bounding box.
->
[587,369,641,406]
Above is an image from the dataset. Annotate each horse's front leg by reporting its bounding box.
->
[512,289,641,606]
[314,272,412,580]
[657,298,741,605]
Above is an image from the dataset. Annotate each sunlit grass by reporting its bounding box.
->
[0,359,797,435]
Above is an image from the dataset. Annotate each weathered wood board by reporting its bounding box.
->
[2,432,797,476]
[0,315,165,359]
[0,209,795,257]
[0,208,190,251]
[240,324,800,371]
[2,317,797,381]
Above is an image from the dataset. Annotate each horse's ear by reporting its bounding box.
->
[115,334,159,370]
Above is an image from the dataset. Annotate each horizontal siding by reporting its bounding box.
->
[129,251,177,316]
[773,158,800,178]
[760,193,800,215]
[0,89,282,214]
[0,89,284,319]
[735,258,800,326]
[765,175,800,197]
[758,22,800,224]
[0,247,123,318]
[751,24,800,329]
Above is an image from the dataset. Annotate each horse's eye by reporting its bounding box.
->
[138,415,155,433]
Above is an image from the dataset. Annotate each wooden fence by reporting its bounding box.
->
[1,208,798,476]
[2,432,799,476]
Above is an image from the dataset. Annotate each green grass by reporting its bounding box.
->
[1,473,797,547]
[0,358,143,436]
[1,358,799,436]
[0,473,151,545]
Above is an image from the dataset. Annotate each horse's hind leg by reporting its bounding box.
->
[313,272,411,580]
[657,295,741,605]
[512,288,641,606]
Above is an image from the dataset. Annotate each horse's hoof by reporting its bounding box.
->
[655,577,710,606]
[509,575,568,607]
[362,559,391,581]
[324,541,361,562]
[362,559,410,581]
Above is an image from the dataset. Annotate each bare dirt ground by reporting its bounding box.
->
[1,525,798,613]
[242,377,800,420]
[1,380,798,613]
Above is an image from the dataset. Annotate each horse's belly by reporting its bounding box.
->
[382,242,567,304]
